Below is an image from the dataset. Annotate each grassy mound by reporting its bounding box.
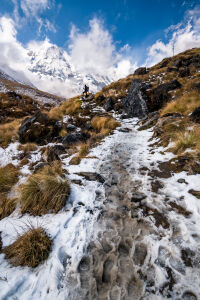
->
[19,162,70,216]
[3,228,52,268]
[0,164,19,194]
[0,164,19,220]
[91,116,120,135]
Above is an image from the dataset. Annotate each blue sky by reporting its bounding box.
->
[0,0,200,97]
[1,0,199,55]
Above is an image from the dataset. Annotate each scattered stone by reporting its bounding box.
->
[62,132,90,147]
[66,124,76,131]
[178,178,188,184]
[118,127,131,132]
[71,179,83,185]
[188,189,200,199]
[131,192,147,202]
[138,112,159,130]
[75,172,105,183]
[122,79,149,118]
[133,243,147,266]
[18,111,59,144]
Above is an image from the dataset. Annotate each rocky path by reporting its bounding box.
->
[70,119,200,300]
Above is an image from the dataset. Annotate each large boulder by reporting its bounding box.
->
[134,67,148,75]
[18,111,59,144]
[122,79,149,118]
[104,97,114,112]
[152,80,181,110]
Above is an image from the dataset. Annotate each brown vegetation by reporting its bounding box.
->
[3,227,52,268]
[48,97,81,120]
[0,119,23,148]
[19,162,70,216]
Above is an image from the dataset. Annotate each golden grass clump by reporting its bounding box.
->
[48,98,81,120]
[0,164,19,220]
[3,228,52,268]
[69,142,90,165]
[18,143,37,153]
[161,91,200,116]
[172,126,200,154]
[0,164,19,194]
[0,119,22,148]
[19,162,70,216]
[91,116,120,134]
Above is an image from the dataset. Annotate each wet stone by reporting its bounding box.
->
[178,178,188,184]
[131,192,147,202]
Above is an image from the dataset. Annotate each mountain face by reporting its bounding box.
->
[27,42,113,95]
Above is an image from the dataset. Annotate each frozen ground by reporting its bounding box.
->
[0,119,200,299]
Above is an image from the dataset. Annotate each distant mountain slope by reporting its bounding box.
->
[27,40,113,95]
[0,75,65,106]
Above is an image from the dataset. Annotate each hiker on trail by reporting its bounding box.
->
[83,85,89,97]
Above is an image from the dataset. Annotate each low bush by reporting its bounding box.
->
[0,119,23,148]
[48,98,81,120]
[0,164,19,194]
[161,91,200,116]
[19,162,70,216]
[91,116,120,134]
[3,228,52,268]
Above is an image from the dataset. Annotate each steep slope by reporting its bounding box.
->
[0,48,200,300]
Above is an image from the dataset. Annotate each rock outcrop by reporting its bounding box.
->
[122,79,149,118]
[18,111,60,144]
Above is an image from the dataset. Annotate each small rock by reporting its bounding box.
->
[75,172,105,183]
[190,106,200,123]
[188,189,200,199]
[131,192,147,202]
[178,178,188,184]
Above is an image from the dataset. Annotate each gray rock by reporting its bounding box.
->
[104,97,114,112]
[134,67,148,75]
[131,192,147,202]
[122,79,149,118]
[75,172,105,183]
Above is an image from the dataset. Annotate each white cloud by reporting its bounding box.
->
[68,18,136,78]
[11,0,56,34]
[0,16,32,84]
[146,8,200,66]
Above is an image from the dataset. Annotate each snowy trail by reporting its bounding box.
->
[0,119,200,299]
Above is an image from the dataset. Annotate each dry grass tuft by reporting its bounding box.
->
[0,164,19,220]
[0,164,19,194]
[91,116,120,134]
[18,143,37,153]
[0,119,23,148]
[19,162,70,216]
[161,91,200,116]
[174,131,197,153]
[3,227,52,268]
[48,97,81,120]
